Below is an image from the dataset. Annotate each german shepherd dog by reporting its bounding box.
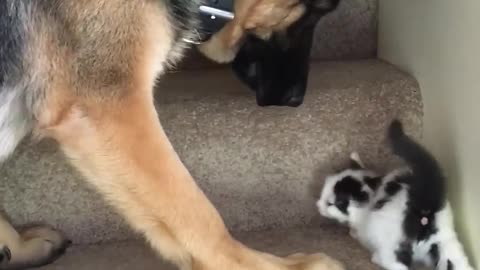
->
[0,0,344,269]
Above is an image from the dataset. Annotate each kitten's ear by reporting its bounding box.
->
[349,159,363,170]
[349,152,365,169]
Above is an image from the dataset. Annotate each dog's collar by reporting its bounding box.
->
[183,1,234,44]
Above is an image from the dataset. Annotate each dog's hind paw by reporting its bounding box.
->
[12,225,72,267]
[0,244,12,267]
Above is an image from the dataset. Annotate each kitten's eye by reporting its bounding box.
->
[327,202,334,206]
[335,199,348,209]
[334,199,349,214]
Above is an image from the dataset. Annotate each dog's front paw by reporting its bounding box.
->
[280,252,345,270]
[0,244,12,267]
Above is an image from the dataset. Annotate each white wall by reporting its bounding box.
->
[378,0,479,266]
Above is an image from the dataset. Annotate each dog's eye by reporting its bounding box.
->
[327,202,334,206]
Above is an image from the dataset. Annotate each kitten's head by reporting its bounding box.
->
[316,152,381,224]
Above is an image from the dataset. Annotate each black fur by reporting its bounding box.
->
[334,176,369,213]
[0,0,25,87]
[364,176,381,191]
[372,179,401,210]
[388,120,446,241]
[429,243,440,267]
[373,198,389,210]
[395,241,413,268]
[231,0,341,107]
[447,259,454,270]
[385,181,402,196]
[166,0,201,45]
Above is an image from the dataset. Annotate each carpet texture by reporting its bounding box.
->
[39,226,380,270]
[0,60,422,245]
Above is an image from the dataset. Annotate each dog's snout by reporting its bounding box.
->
[283,90,305,107]
[252,81,307,107]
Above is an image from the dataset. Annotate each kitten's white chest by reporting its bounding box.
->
[353,190,409,253]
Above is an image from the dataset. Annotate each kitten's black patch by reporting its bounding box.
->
[372,180,402,210]
[403,196,439,241]
[373,198,389,210]
[333,176,369,214]
[335,176,369,202]
[364,176,382,191]
[385,181,402,196]
[418,218,438,241]
[429,243,440,267]
[447,260,454,270]
[400,171,439,241]
[395,241,413,268]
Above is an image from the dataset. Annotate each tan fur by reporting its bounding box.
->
[2,1,344,269]
[198,0,306,63]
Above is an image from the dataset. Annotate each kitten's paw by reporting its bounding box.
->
[0,245,11,267]
[371,253,381,265]
[349,229,358,239]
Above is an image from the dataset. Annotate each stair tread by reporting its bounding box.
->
[40,225,378,270]
[1,60,422,244]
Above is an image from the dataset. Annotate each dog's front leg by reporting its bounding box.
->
[41,91,343,270]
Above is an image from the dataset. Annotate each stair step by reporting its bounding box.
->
[39,226,379,270]
[0,60,422,244]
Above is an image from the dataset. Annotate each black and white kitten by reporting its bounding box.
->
[316,120,475,270]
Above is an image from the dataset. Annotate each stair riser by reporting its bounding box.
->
[311,0,377,60]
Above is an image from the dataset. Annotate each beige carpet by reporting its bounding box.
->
[0,60,422,245]
[40,225,379,270]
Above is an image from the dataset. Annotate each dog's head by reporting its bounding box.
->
[232,0,341,107]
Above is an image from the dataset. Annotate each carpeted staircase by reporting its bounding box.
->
[0,0,423,269]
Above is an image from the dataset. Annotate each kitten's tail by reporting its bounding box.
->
[387,119,446,208]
